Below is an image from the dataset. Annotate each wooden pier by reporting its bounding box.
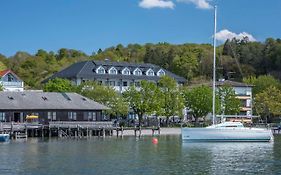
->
[0,121,161,139]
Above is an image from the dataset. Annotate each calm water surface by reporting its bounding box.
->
[0,135,281,175]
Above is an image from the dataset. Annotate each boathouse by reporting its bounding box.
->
[0,91,109,124]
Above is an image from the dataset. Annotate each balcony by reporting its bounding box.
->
[1,81,23,87]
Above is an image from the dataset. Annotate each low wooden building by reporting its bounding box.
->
[0,91,109,124]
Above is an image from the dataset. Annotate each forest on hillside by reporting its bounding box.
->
[0,37,281,89]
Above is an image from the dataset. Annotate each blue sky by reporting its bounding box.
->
[0,0,280,57]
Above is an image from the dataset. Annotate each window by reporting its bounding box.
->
[109,67,117,74]
[96,66,105,74]
[87,112,97,121]
[93,112,96,121]
[109,81,115,86]
[134,68,142,76]
[7,74,14,82]
[68,112,77,121]
[122,67,130,75]
[123,81,128,87]
[0,112,5,122]
[157,69,165,76]
[48,112,57,121]
[146,69,154,76]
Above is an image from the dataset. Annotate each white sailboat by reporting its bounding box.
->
[181,5,273,142]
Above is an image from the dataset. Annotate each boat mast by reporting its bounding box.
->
[212,5,217,125]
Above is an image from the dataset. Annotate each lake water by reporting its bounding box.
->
[0,135,281,175]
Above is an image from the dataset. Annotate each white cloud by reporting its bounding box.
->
[215,29,256,42]
[139,0,175,9]
[177,0,212,9]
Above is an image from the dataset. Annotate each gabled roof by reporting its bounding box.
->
[0,70,9,77]
[43,60,186,83]
[0,69,22,81]
[0,92,109,110]
[215,80,253,87]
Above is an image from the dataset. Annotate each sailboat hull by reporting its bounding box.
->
[182,128,273,142]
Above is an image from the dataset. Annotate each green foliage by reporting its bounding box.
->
[0,61,7,71]
[78,81,129,119]
[123,81,162,123]
[0,38,280,89]
[158,75,185,120]
[217,84,240,115]
[171,53,198,81]
[183,85,220,122]
[0,84,3,91]
[43,78,76,92]
[243,75,281,96]
[255,86,281,122]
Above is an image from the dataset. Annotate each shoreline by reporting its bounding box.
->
[116,127,181,136]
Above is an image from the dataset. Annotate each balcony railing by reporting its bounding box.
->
[0,81,23,87]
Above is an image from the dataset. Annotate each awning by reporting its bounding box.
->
[26,115,39,119]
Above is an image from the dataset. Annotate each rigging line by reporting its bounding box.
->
[228,42,245,80]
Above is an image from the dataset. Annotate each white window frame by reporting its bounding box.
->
[96,66,105,74]
[157,69,165,76]
[122,67,131,75]
[0,112,5,122]
[133,68,142,76]
[48,112,57,121]
[146,69,154,76]
[108,67,118,75]
[68,112,77,121]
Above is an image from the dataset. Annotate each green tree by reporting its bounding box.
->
[255,86,281,123]
[183,85,220,123]
[158,76,185,125]
[78,81,128,119]
[217,84,240,115]
[123,81,162,125]
[171,53,198,81]
[43,78,76,92]
[0,61,7,71]
[243,75,281,96]
[0,84,3,91]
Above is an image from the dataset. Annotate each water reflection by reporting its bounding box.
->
[182,142,274,175]
[0,136,281,175]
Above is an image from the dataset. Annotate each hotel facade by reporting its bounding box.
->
[45,60,187,92]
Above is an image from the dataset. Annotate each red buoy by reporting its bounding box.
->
[152,138,158,144]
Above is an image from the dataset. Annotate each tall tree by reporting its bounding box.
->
[123,81,162,125]
[78,82,129,119]
[158,75,185,124]
[43,78,76,92]
[255,86,281,123]
[217,84,240,115]
[183,85,220,123]
[243,75,281,96]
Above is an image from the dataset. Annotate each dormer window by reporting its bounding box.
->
[133,68,142,76]
[122,67,130,75]
[157,69,165,76]
[96,66,105,74]
[146,69,154,76]
[109,67,117,75]
[7,74,14,82]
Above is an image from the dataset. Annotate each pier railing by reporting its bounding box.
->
[48,121,114,129]
[0,122,42,131]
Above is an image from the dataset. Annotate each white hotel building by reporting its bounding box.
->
[44,60,186,92]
